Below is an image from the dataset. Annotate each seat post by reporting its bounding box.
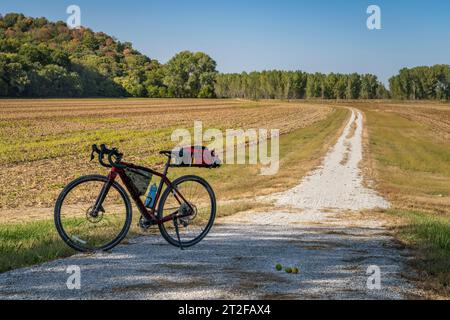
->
[162,155,171,176]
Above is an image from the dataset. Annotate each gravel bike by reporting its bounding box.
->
[54,144,218,252]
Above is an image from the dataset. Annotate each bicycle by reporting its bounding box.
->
[54,144,219,252]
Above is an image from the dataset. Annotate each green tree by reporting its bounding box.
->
[2,61,29,96]
[360,74,379,99]
[163,51,217,98]
[18,43,51,65]
[389,65,450,100]
[346,73,361,99]
[334,75,347,99]
[30,64,82,97]
[306,73,325,98]
[115,73,146,97]
[3,13,21,28]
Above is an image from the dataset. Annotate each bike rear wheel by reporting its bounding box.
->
[157,175,216,248]
[54,175,132,252]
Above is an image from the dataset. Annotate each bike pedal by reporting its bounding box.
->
[137,222,148,229]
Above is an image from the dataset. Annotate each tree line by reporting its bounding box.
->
[215,71,389,100]
[389,65,450,100]
[1,13,449,100]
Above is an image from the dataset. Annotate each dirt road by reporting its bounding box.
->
[0,109,422,299]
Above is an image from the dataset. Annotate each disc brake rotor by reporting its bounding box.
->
[86,205,105,223]
[178,202,197,226]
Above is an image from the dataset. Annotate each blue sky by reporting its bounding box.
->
[1,0,449,84]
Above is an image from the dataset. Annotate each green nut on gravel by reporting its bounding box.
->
[285,267,292,274]
[275,264,283,271]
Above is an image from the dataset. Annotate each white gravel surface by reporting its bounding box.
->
[0,109,421,300]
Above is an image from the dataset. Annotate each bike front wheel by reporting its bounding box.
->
[157,175,216,248]
[54,175,132,252]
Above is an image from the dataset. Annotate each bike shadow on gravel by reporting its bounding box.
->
[0,223,415,300]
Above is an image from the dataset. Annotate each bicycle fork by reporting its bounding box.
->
[92,174,114,216]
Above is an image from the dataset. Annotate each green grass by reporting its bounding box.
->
[0,220,75,272]
[360,103,450,212]
[369,111,450,176]
[387,209,450,295]
[0,215,147,273]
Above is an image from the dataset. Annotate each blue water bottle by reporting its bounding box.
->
[145,184,157,208]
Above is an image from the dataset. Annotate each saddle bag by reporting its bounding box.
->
[172,146,221,168]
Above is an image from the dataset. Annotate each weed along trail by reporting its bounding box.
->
[0,109,422,300]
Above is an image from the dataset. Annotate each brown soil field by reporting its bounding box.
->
[0,99,334,213]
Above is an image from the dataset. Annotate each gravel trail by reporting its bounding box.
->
[272,109,389,211]
[0,109,421,300]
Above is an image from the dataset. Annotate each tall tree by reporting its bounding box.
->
[389,65,450,100]
[163,51,217,98]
